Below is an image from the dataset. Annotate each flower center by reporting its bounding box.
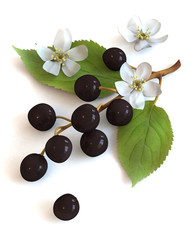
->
[51,48,70,66]
[129,76,146,92]
[135,27,151,40]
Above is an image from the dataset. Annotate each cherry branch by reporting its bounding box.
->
[149,60,181,80]
[40,59,181,155]
[99,60,181,112]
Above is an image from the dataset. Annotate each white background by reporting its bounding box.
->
[1,0,191,239]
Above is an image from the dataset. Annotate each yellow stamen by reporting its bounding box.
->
[51,48,70,64]
[129,76,146,92]
[136,26,151,40]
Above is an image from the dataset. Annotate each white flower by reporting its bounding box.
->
[36,29,88,76]
[118,16,168,51]
[115,62,162,109]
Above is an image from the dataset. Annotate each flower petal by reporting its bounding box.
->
[143,19,161,36]
[68,45,88,61]
[148,35,168,43]
[127,16,142,33]
[36,45,53,61]
[118,26,138,42]
[53,29,72,51]
[134,39,151,51]
[143,81,162,97]
[129,91,145,110]
[135,62,152,80]
[43,61,61,76]
[62,59,80,77]
[120,62,134,84]
[115,81,132,96]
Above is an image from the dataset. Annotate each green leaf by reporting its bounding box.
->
[117,101,173,186]
[13,41,121,97]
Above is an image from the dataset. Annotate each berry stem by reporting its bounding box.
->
[97,104,103,112]
[99,86,118,93]
[56,116,71,122]
[40,148,45,156]
[153,74,162,106]
[54,123,72,135]
[97,95,122,113]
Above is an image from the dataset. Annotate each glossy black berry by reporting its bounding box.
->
[71,104,100,133]
[53,193,80,221]
[74,75,101,102]
[28,103,56,131]
[20,153,48,182]
[80,129,108,157]
[103,47,126,71]
[45,135,72,163]
[106,99,133,126]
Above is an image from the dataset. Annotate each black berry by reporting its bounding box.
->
[103,47,126,71]
[20,153,48,181]
[80,129,108,157]
[28,103,56,131]
[106,99,133,126]
[45,135,72,163]
[74,75,101,102]
[53,194,80,221]
[71,104,100,133]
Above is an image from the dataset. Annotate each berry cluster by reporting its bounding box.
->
[20,47,133,221]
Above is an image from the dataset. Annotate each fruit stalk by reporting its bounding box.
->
[56,116,71,122]
[97,95,122,113]
[99,86,118,93]
[54,123,72,135]
[153,74,162,105]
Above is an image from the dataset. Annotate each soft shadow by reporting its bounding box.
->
[5,155,24,183]
[105,123,132,185]
[107,35,135,58]
[10,56,30,74]
[36,200,57,222]
[120,166,132,184]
